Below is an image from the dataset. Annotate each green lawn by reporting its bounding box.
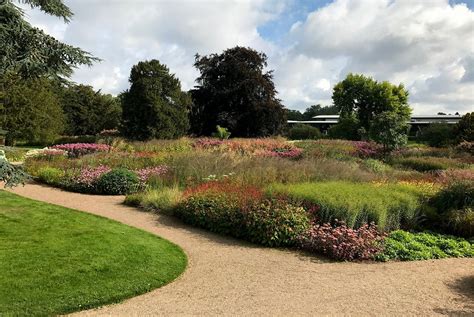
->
[0,191,187,316]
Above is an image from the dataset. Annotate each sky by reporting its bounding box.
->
[24,0,474,114]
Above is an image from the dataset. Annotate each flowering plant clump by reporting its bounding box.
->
[51,143,111,158]
[76,165,111,188]
[135,165,169,183]
[299,221,386,261]
[193,138,225,149]
[353,141,383,158]
[25,148,67,159]
[177,182,310,246]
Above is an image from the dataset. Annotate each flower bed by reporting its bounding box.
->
[51,143,111,158]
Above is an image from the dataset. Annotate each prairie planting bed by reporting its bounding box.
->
[0,191,186,316]
[15,137,474,261]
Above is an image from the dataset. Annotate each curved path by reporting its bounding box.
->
[9,183,474,316]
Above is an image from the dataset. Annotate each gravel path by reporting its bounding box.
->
[9,183,474,316]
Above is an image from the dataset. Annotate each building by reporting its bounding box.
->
[287,114,462,135]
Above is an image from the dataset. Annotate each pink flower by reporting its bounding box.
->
[76,165,111,187]
[135,165,169,183]
[52,143,111,157]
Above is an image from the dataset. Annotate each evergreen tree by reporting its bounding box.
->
[121,60,190,140]
[61,85,121,135]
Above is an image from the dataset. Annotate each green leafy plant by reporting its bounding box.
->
[97,168,140,195]
[36,167,65,185]
[377,230,473,261]
[212,125,231,140]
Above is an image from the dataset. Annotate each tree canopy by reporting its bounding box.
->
[0,75,65,145]
[333,73,411,132]
[0,0,98,79]
[454,112,473,142]
[61,85,121,135]
[190,46,286,137]
[121,60,190,140]
[331,73,411,144]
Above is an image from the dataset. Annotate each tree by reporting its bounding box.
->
[454,112,473,142]
[121,60,190,140]
[286,109,304,121]
[328,114,361,140]
[0,0,97,79]
[0,75,65,145]
[419,123,455,147]
[332,73,411,147]
[190,46,286,137]
[302,104,338,120]
[61,85,121,135]
[1,0,98,187]
[369,111,409,152]
[333,73,411,132]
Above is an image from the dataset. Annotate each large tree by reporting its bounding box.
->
[121,60,190,140]
[0,0,97,79]
[61,85,121,135]
[332,73,411,143]
[190,46,286,137]
[0,75,65,145]
[0,0,98,187]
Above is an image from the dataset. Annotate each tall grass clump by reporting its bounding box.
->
[268,181,429,231]
[125,186,183,214]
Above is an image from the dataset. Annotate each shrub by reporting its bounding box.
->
[74,165,112,192]
[288,124,322,140]
[454,112,473,142]
[299,221,385,261]
[418,123,455,147]
[268,181,428,231]
[36,167,64,185]
[427,181,474,237]
[377,230,473,261]
[176,182,311,247]
[97,168,139,195]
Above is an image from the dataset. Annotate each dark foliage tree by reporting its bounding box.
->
[0,75,65,145]
[61,85,121,135]
[286,109,304,121]
[121,60,190,140]
[454,112,473,142]
[190,46,286,137]
[370,111,409,151]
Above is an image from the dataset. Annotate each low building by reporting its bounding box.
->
[288,114,462,134]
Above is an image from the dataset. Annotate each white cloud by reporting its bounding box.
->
[23,0,474,114]
[284,0,474,114]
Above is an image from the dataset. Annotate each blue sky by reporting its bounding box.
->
[25,0,474,114]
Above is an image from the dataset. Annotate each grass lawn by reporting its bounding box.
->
[0,191,187,316]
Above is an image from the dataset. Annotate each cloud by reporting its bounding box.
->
[23,0,474,114]
[283,0,474,114]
